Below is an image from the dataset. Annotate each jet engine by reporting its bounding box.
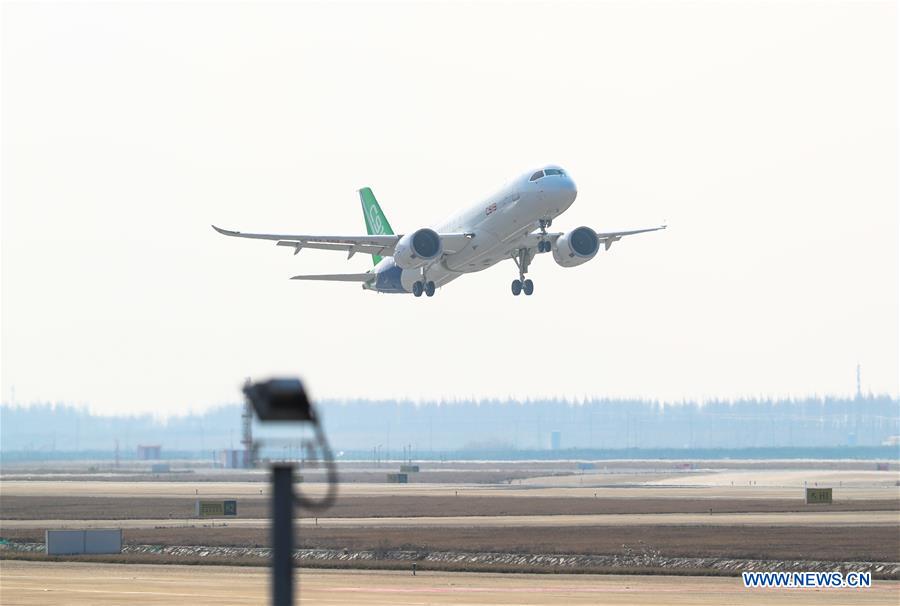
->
[553,226,600,268]
[393,228,443,269]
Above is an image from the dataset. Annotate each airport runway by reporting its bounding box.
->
[4,510,897,530]
[3,478,897,500]
[643,469,900,488]
[2,561,898,606]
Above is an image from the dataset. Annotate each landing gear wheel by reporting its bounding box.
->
[511,246,535,296]
[412,281,424,297]
[425,281,436,297]
[539,241,551,253]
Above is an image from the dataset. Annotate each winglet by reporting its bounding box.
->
[212,224,239,237]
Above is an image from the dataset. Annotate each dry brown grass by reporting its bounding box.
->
[3,495,896,520]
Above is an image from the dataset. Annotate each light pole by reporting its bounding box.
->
[243,378,338,606]
[271,462,294,604]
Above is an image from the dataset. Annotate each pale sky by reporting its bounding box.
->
[2,1,897,415]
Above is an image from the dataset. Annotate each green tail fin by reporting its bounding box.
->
[359,187,394,265]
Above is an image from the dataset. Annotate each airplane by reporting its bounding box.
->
[213,165,665,297]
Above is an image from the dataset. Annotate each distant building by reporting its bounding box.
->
[136,445,161,460]
[550,430,561,450]
[219,449,251,469]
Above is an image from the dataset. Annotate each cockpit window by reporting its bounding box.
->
[544,168,564,176]
[529,171,544,182]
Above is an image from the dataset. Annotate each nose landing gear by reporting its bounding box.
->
[537,219,552,254]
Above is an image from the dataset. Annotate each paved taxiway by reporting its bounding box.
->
[2,561,898,606]
[3,475,897,500]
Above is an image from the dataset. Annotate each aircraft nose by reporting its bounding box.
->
[552,173,577,203]
[530,169,577,204]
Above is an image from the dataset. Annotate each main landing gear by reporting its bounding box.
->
[511,247,535,296]
[413,267,436,298]
[412,280,435,297]
[511,278,533,296]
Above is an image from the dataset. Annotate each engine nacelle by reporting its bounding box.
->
[553,226,600,268]
[393,228,443,269]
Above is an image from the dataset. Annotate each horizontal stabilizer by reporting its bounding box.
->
[290,273,373,282]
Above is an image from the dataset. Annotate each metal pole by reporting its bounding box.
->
[272,463,294,606]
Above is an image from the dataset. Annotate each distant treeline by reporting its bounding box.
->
[1,446,897,463]
[1,395,897,459]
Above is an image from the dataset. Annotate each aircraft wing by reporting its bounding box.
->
[595,225,667,250]
[213,225,472,259]
[212,224,397,258]
[517,225,666,252]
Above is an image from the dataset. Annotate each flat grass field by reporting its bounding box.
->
[3,495,898,519]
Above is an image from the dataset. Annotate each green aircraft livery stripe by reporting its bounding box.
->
[359,187,394,265]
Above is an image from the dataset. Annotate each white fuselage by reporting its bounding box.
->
[369,166,578,293]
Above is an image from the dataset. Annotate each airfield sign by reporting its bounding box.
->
[196,499,238,517]
[805,488,833,504]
